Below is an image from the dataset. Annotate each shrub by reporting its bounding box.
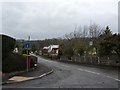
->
[2,53,37,73]
[2,53,27,73]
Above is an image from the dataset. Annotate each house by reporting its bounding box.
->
[42,46,49,55]
[42,45,59,58]
[48,45,59,58]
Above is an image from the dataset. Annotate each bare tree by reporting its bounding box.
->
[76,25,83,38]
[83,25,89,38]
[64,23,103,40]
[89,23,103,38]
[64,33,73,40]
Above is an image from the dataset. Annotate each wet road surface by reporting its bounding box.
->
[2,56,120,88]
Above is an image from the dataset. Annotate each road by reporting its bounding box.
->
[3,56,120,88]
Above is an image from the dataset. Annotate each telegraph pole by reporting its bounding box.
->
[27,36,30,72]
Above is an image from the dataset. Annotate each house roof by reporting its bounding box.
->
[48,45,59,52]
[43,46,49,50]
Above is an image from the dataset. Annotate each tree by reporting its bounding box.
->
[98,39,113,56]
[103,26,112,35]
[110,34,120,58]
[83,25,89,38]
[99,26,112,38]
[98,33,120,60]
[58,42,64,58]
[31,44,37,53]
[89,23,103,38]
[73,40,86,56]
[95,26,113,56]
[64,47,74,60]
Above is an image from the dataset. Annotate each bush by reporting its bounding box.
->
[2,53,27,73]
[22,49,30,55]
[2,53,37,73]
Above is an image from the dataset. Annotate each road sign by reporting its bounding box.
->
[23,43,31,71]
[24,43,31,49]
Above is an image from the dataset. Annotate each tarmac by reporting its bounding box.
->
[2,63,54,85]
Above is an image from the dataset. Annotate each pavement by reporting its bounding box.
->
[2,63,53,85]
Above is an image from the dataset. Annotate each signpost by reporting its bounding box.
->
[24,43,30,49]
[24,36,31,72]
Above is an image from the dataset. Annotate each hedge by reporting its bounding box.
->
[2,34,16,61]
[2,34,37,73]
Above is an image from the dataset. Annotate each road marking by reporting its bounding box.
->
[115,79,120,82]
[104,75,120,82]
[78,68,100,75]
[77,68,120,82]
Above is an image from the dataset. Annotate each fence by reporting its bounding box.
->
[59,55,120,67]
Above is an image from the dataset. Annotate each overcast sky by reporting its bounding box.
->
[0,0,119,40]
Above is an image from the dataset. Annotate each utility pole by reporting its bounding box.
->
[28,36,30,41]
[27,36,30,72]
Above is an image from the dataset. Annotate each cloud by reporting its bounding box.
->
[1,0,119,40]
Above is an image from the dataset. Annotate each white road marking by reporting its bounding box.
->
[78,68,100,75]
[104,75,120,82]
[38,56,120,82]
[77,68,120,82]
[115,79,120,82]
